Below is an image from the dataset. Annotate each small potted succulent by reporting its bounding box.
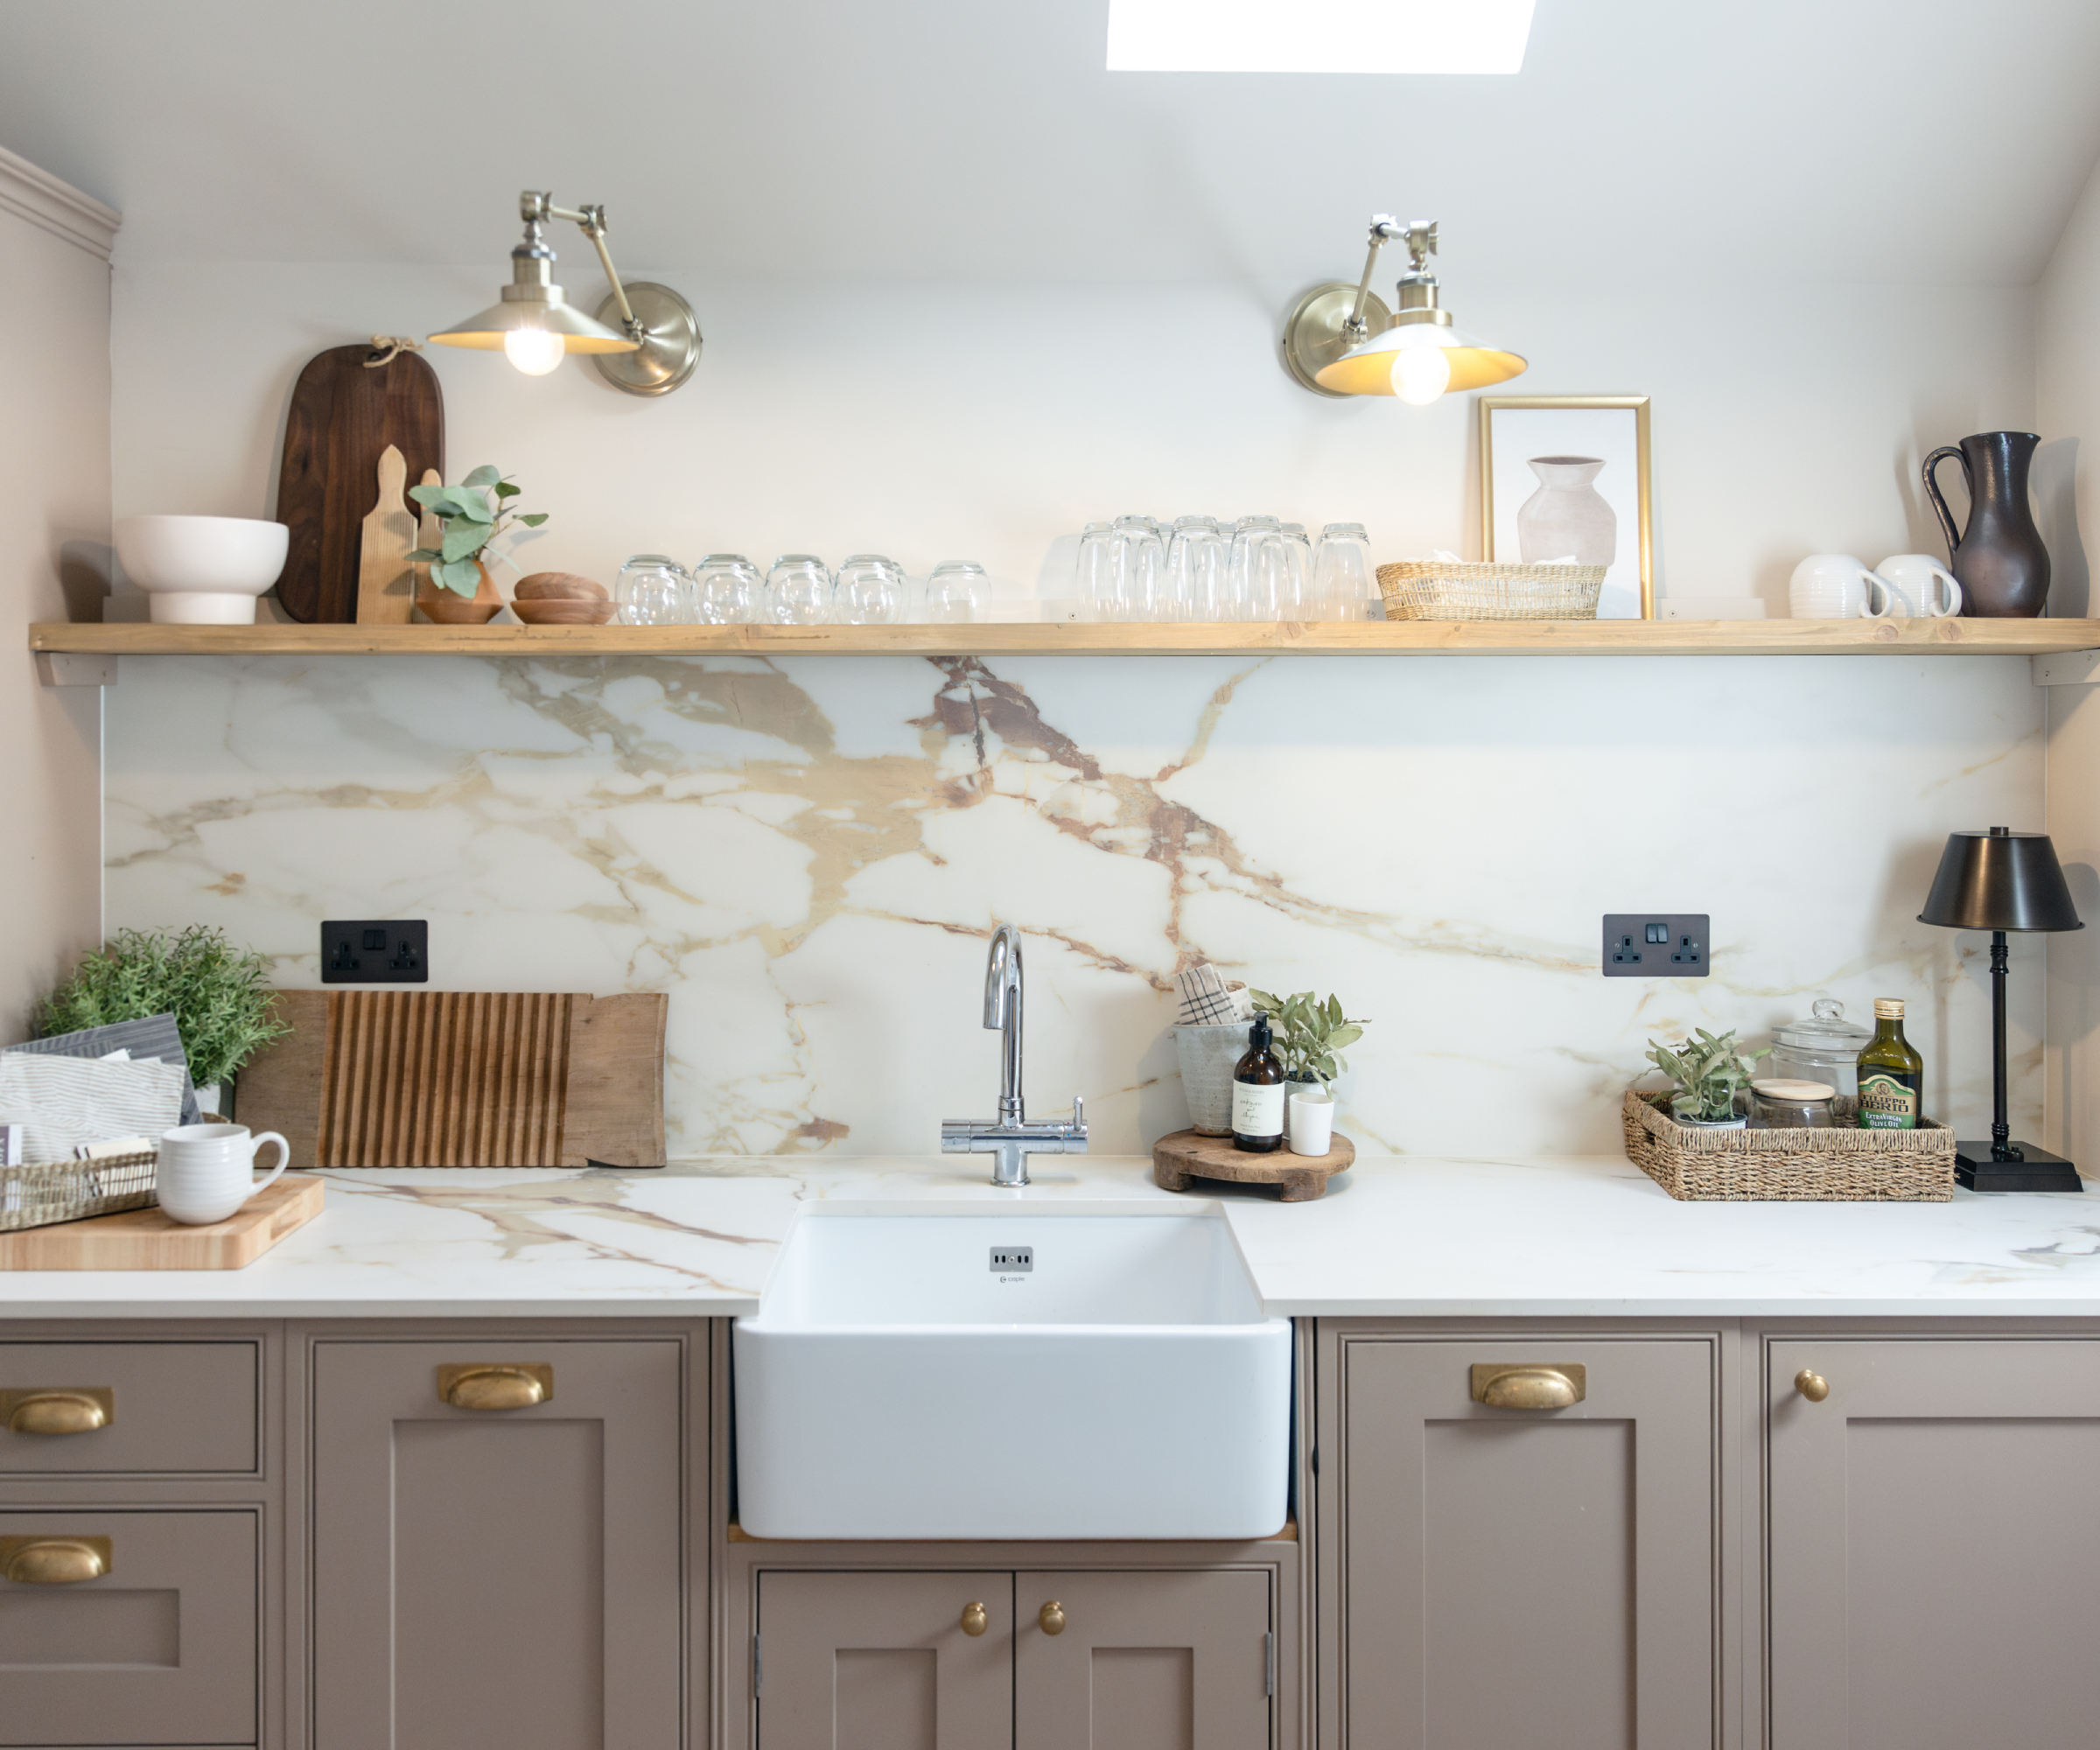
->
[40,926,289,1119]
[1644,1028,1768,1130]
[407,465,549,625]
[1249,988,1368,1154]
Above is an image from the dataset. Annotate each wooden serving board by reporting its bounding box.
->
[1152,1129,1354,1202]
[276,344,443,622]
[234,991,667,1168]
[0,1175,324,1270]
[354,445,416,625]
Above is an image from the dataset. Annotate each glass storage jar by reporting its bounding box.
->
[1768,998,1873,1098]
[1749,1078,1837,1129]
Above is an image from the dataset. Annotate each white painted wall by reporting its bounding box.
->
[0,148,114,1040]
[2040,153,2100,1166]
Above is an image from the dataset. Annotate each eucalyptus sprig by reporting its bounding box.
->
[1645,1027,1768,1123]
[1247,989,1368,1090]
[408,465,549,596]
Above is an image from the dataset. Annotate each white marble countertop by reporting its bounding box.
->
[2,1154,2098,1320]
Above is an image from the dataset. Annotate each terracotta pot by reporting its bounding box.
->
[417,558,503,626]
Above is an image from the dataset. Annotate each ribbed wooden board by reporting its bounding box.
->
[235,992,666,1167]
[0,1175,324,1270]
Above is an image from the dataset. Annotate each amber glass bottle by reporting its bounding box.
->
[1231,1013,1286,1152]
[1856,998,1924,1130]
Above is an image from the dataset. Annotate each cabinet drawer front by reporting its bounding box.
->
[0,1509,257,1746]
[0,1343,258,1474]
[1337,1336,1717,1750]
[1768,1338,2100,1750]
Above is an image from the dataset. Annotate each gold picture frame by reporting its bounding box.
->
[1479,395,1654,619]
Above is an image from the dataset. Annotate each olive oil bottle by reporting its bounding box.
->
[1856,998,1924,1130]
[1231,1012,1286,1153]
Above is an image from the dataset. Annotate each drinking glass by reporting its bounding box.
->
[1166,516,1229,622]
[1075,522,1116,621]
[834,554,906,625]
[764,555,832,626]
[690,554,760,625]
[616,554,690,626]
[1228,517,1288,620]
[1312,524,1376,621]
[925,560,987,623]
[1109,515,1168,620]
[1280,523,1315,619]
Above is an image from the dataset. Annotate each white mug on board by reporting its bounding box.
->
[155,1123,290,1225]
[1789,554,1894,620]
[1872,553,1964,619]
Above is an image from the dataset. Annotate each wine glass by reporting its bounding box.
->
[834,554,906,625]
[925,561,987,623]
[690,554,760,625]
[764,555,832,626]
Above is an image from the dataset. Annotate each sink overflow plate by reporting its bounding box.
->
[990,1245,1033,1274]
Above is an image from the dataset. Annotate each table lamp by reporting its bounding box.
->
[1917,826,2084,1192]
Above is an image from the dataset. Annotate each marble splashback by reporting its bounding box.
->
[105,652,2043,1156]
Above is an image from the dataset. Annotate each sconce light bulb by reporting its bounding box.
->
[503,326,566,376]
[1390,342,1452,406]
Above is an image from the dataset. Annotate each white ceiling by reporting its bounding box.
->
[4,0,2098,286]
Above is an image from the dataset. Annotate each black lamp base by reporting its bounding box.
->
[1955,1142,2084,1194]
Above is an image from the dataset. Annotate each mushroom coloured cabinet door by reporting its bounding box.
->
[1768,1338,2100,1750]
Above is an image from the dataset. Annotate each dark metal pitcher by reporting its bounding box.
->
[1922,430,2050,617]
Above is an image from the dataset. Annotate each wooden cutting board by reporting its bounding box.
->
[276,344,443,622]
[235,992,667,1168]
[0,1175,324,1270]
[1152,1128,1354,1201]
[354,445,417,625]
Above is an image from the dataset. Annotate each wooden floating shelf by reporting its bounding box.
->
[30,619,2100,659]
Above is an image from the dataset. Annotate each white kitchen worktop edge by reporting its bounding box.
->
[0,1153,2096,1320]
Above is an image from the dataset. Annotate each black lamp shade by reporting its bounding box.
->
[1917,827,2084,933]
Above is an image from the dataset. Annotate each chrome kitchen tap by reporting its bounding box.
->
[940,923,1088,1186]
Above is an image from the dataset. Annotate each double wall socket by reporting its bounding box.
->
[322,920,429,984]
[1602,914,1709,977]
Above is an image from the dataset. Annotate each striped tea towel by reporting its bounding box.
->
[0,1054,187,1165]
[1174,962,1256,1027]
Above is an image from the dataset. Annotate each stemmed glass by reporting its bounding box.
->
[690,554,760,625]
[834,555,907,625]
[925,561,987,623]
[765,555,832,626]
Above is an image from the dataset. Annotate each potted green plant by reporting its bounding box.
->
[40,926,289,1118]
[1247,988,1368,1153]
[1644,1028,1768,1130]
[407,465,549,624]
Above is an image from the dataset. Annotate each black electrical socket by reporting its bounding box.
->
[1601,914,1709,978]
[322,920,429,984]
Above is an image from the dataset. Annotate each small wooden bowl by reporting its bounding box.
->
[418,596,502,626]
[512,598,619,626]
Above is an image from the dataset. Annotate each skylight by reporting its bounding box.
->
[1105,0,1536,75]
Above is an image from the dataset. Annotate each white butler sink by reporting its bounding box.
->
[733,1208,1291,1540]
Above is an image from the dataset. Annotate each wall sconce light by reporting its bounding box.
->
[1282,216,1525,404]
[427,192,702,397]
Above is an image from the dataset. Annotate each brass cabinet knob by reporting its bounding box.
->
[0,1536,112,1586]
[2,1389,113,1435]
[436,1363,553,1410]
[1795,1369,1830,1403]
[1471,1362,1587,1410]
[961,1601,988,1636]
[1039,1601,1066,1636]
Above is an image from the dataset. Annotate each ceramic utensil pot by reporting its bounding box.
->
[1788,554,1894,620]
[1871,554,1963,619]
[1922,431,2050,617]
[156,1123,290,1225]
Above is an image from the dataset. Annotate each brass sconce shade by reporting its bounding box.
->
[429,192,702,397]
[1284,217,1525,403]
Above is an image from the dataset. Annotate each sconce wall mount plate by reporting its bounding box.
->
[592,282,701,396]
[1282,283,1394,397]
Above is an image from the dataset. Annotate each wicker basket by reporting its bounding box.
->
[1621,1089,1956,1202]
[1376,560,1606,621]
[0,1152,158,1234]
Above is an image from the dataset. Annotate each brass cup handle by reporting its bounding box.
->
[1471,1362,1587,1410]
[3,1389,113,1435]
[0,1536,111,1585]
[437,1363,553,1410]
[1039,1600,1066,1635]
[961,1601,988,1636]
[1795,1369,1830,1403]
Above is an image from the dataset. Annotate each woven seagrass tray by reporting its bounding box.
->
[1377,560,1606,621]
[1621,1088,1956,1202]
[0,1152,158,1234]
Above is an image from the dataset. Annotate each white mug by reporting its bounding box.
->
[1872,553,1964,618]
[156,1123,289,1225]
[1789,553,1894,620]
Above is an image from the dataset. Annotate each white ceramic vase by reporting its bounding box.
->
[1516,457,1616,566]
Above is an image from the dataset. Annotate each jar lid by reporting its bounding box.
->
[1752,1078,1836,1101]
[1773,997,1872,1051]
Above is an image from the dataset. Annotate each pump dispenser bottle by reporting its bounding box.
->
[1232,1012,1286,1152]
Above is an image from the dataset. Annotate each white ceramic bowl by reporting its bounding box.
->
[115,515,289,624]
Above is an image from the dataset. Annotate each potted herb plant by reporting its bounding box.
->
[407,465,549,625]
[1644,1028,1768,1130]
[1248,988,1368,1153]
[40,926,289,1119]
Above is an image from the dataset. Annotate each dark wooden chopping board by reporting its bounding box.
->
[274,345,444,622]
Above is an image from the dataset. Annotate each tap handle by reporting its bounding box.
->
[1070,1095,1086,1131]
